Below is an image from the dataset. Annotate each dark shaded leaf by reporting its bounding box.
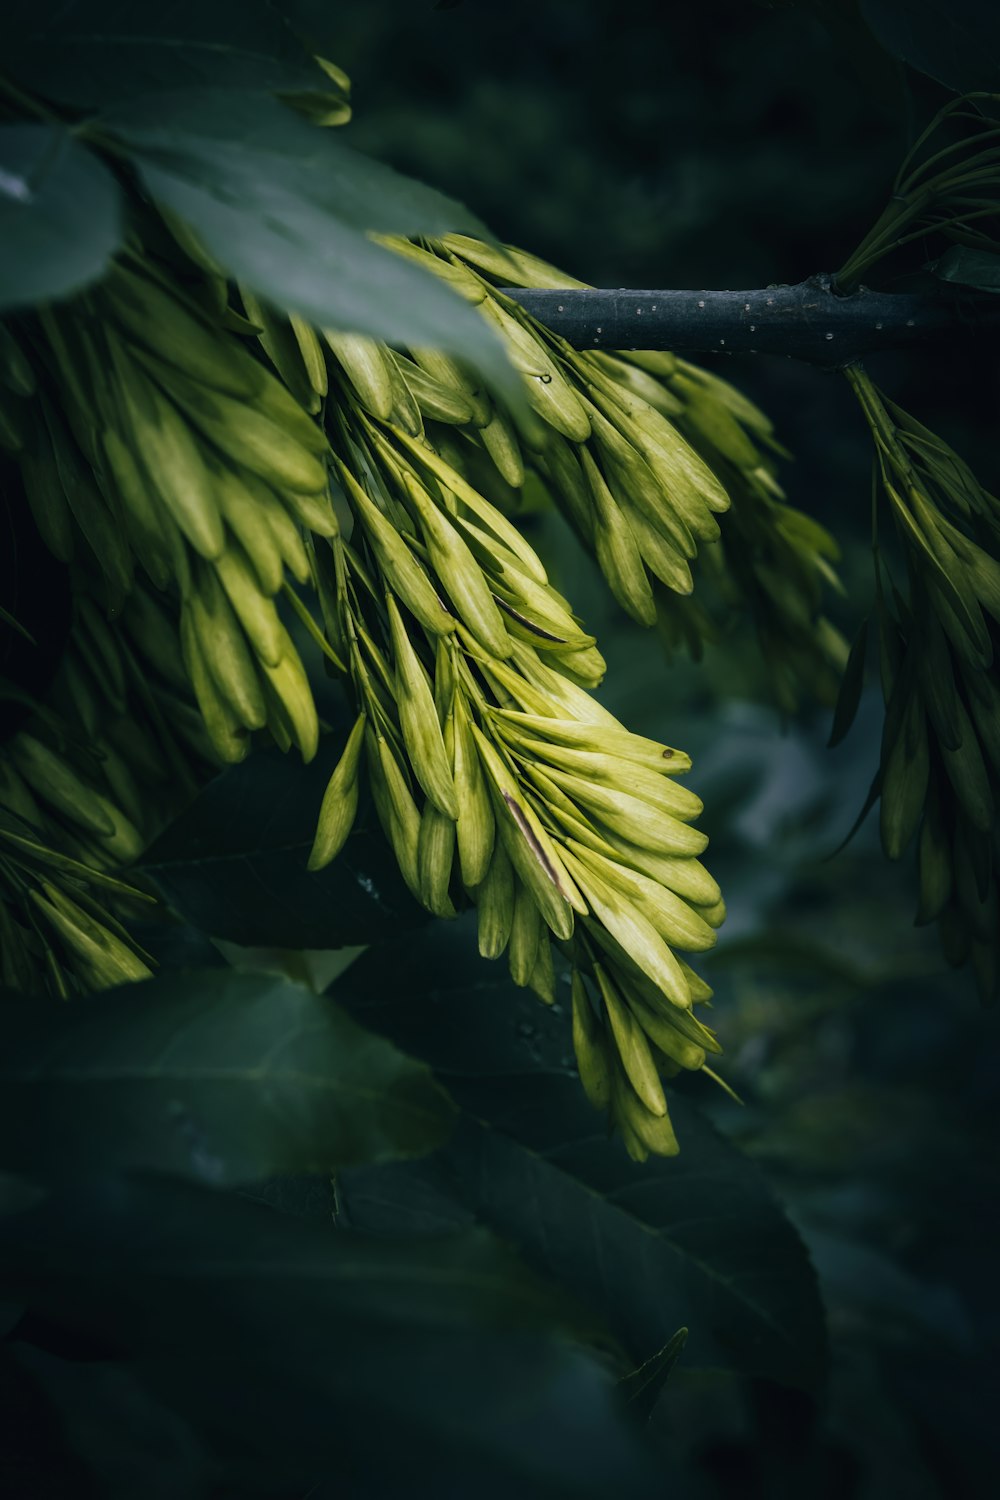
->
[935,244,1000,294]
[828,614,869,748]
[0,1175,653,1498]
[618,1327,689,1424]
[860,0,1000,93]
[140,741,426,948]
[96,88,517,386]
[335,917,829,1393]
[0,968,454,1184]
[0,1,325,109]
[0,125,123,312]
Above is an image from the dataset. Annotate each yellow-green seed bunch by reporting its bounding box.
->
[360,233,846,711]
[0,806,155,997]
[306,406,725,1155]
[847,369,1000,1000]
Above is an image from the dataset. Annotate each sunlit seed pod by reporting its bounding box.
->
[417,800,458,917]
[390,429,548,584]
[239,471,311,586]
[308,714,366,871]
[480,298,591,442]
[369,729,422,899]
[622,983,709,1071]
[527,934,556,1005]
[473,838,515,959]
[386,594,458,818]
[566,839,717,953]
[471,724,585,917]
[212,545,285,667]
[620,502,694,595]
[492,710,692,775]
[323,329,395,419]
[189,564,268,730]
[334,459,456,635]
[540,762,708,857]
[180,605,251,765]
[258,626,319,763]
[594,963,667,1117]
[578,448,656,626]
[407,347,492,424]
[612,1069,679,1159]
[513,736,702,822]
[694,895,726,930]
[239,285,321,414]
[564,850,692,1010]
[401,472,512,658]
[571,970,612,1108]
[375,237,488,305]
[452,697,495,886]
[391,352,476,426]
[547,644,606,689]
[590,351,684,418]
[100,428,173,588]
[478,407,525,488]
[508,878,543,986]
[113,364,226,560]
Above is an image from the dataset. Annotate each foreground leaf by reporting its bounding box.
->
[0,125,123,312]
[140,742,425,948]
[0,1,327,108]
[0,968,453,1184]
[0,1176,653,1498]
[96,88,517,390]
[334,916,829,1393]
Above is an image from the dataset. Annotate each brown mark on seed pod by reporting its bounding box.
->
[502,791,571,896]
[494,596,566,643]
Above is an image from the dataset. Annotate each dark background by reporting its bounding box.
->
[328,4,999,1495]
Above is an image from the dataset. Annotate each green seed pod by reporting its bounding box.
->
[308,713,366,871]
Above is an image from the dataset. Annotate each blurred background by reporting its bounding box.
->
[326,3,998,1495]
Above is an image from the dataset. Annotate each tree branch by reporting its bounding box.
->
[500,274,1000,366]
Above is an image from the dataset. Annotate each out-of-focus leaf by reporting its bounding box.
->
[860,0,1000,93]
[140,741,425,949]
[618,1328,689,1424]
[0,1176,653,1498]
[0,1,327,108]
[935,245,1000,294]
[0,125,123,312]
[0,968,454,1184]
[335,917,829,1393]
[94,88,518,390]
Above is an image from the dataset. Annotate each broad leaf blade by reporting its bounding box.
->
[0,968,454,1184]
[618,1327,689,1424]
[0,125,123,312]
[0,1,326,108]
[935,245,1000,294]
[0,1176,654,1498]
[334,917,829,1393]
[140,742,425,949]
[861,0,1000,94]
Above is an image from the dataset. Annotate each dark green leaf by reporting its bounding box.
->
[335,917,829,1393]
[860,0,1000,93]
[0,967,454,1184]
[618,1327,689,1424]
[0,1175,653,1498]
[140,741,426,948]
[0,1,325,109]
[828,615,869,748]
[935,244,1000,294]
[95,88,517,388]
[0,125,123,312]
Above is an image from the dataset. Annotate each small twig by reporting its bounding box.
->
[500,275,1000,367]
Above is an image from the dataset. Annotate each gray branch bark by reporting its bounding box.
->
[501,274,1000,366]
